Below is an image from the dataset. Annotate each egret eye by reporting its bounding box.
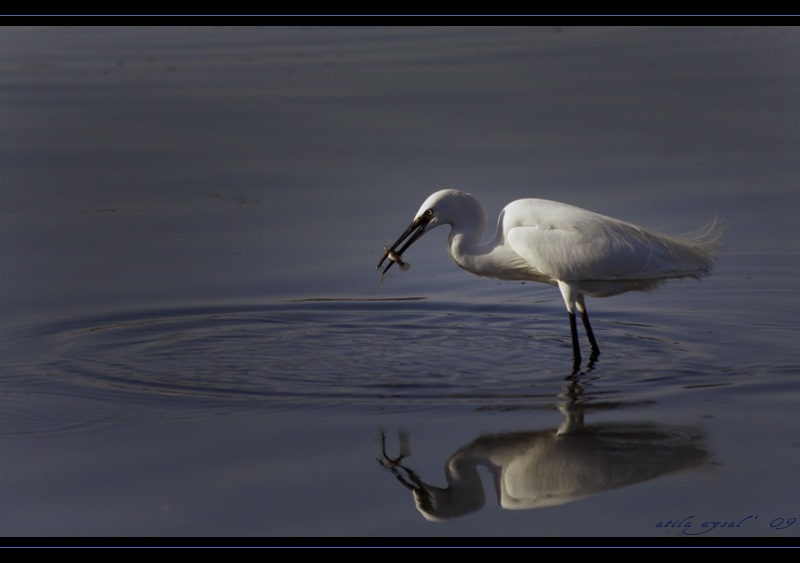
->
[425,209,433,216]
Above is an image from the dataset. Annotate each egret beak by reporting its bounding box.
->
[377,214,432,274]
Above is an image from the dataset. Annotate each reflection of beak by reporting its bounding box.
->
[376,214,432,274]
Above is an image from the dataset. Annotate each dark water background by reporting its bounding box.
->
[0,26,798,540]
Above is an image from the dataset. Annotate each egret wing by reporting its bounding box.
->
[506,217,712,283]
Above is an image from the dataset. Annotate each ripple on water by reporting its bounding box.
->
[1,297,753,429]
[2,299,584,415]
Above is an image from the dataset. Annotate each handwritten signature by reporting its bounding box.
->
[655,515,796,536]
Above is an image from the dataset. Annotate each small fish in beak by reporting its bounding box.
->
[385,247,410,271]
[376,211,434,278]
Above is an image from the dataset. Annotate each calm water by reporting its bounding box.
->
[0,25,798,541]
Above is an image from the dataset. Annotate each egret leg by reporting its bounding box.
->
[567,311,581,359]
[568,311,582,369]
[576,294,600,360]
[558,281,584,367]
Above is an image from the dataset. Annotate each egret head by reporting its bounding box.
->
[377,189,480,274]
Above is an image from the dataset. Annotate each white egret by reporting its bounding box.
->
[377,189,722,366]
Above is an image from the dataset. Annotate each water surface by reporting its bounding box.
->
[0,25,798,541]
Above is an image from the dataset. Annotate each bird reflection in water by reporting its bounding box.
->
[378,379,711,522]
